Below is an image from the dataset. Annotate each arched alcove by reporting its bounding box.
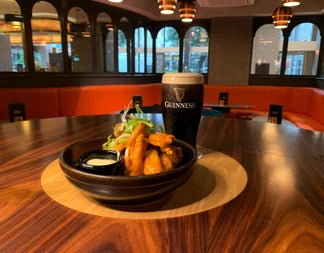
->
[67,7,92,72]
[32,1,62,72]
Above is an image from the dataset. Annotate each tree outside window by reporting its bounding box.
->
[250,24,283,75]
[182,26,208,73]
[118,29,127,72]
[286,22,320,76]
[156,27,179,73]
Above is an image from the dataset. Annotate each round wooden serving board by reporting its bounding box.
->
[41,147,247,219]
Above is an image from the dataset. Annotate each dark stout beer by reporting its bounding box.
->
[161,73,204,147]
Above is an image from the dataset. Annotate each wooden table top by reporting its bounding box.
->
[1,115,323,253]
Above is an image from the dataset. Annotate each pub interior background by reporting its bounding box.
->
[0,0,324,88]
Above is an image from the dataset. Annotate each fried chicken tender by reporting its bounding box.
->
[125,133,148,176]
[161,146,183,170]
[148,133,175,149]
[126,122,148,146]
[160,153,173,171]
[114,143,126,153]
[144,149,165,175]
[124,122,148,176]
[122,122,184,176]
[113,123,124,138]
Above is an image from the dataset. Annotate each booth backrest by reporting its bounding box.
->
[204,85,292,111]
[0,88,59,121]
[309,88,324,125]
[58,84,161,116]
[0,84,323,130]
[204,85,324,126]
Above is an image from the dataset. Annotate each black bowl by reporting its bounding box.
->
[59,137,197,204]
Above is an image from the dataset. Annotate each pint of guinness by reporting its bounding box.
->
[161,73,204,147]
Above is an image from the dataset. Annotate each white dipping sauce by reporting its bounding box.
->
[86,158,116,166]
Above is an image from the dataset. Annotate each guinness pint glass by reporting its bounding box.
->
[161,73,204,147]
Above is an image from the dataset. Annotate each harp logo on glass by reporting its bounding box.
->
[164,87,196,109]
[174,87,185,102]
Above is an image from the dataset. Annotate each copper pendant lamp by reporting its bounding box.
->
[272,6,292,29]
[179,0,196,23]
[282,0,300,7]
[157,0,177,15]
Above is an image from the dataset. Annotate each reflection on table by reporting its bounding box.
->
[252,115,296,127]
[204,103,253,113]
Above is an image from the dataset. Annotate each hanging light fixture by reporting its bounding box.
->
[106,23,114,31]
[179,0,196,23]
[108,0,123,3]
[4,13,23,30]
[282,0,300,7]
[157,0,177,15]
[272,6,292,29]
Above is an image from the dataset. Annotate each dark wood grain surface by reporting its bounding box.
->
[1,115,323,253]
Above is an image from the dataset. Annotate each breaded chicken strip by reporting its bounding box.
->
[148,133,175,149]
[124,122,148,176]
[161,146,183,170]
[144,149,165,175]
[125,133,148,176]
[160,153,173,171]
[114,143,126,153]
[126,122,148,147]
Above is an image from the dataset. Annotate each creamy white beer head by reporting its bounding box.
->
[162,73,204,85]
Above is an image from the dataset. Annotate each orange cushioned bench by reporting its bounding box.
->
[0,88,59,121]
[57,84,161,116]
[0,84,323,132]
[204,85,324,132]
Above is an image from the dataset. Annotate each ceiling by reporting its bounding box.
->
[0,0,323,22]
[96,0,324,21]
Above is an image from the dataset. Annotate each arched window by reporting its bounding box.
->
[286,22,320,75]
[134,27,145,73]
[0,0,25,72]
[96,12,113,72]
[105,31,114,72]
[146,30,153,73]
[182,26,208,73]
[32,1,62,72]
[118,29,127,72]
[134,27,153,73]
[156,26,179,73]
[250,24,283,75]
[67,7,92,72]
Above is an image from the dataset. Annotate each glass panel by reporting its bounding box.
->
[118,29,127,72]
[105,30,114,72]
[0,0,25,72]
[134,27,153,73]
[250,24,283,75]
[67,7,92,72]
[134,27,144,73]
[32,1,62,72]
[96,12,113,72]
[156,27,179,73]
[182,26,209,73]
[146,30,153,73]
[286,22,320,75]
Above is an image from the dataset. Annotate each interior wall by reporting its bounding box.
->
[0,35,12,71]
[208,17,253,85]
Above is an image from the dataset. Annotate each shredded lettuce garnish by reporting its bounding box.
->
[102,103,164,150]
[102,133,131,150]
